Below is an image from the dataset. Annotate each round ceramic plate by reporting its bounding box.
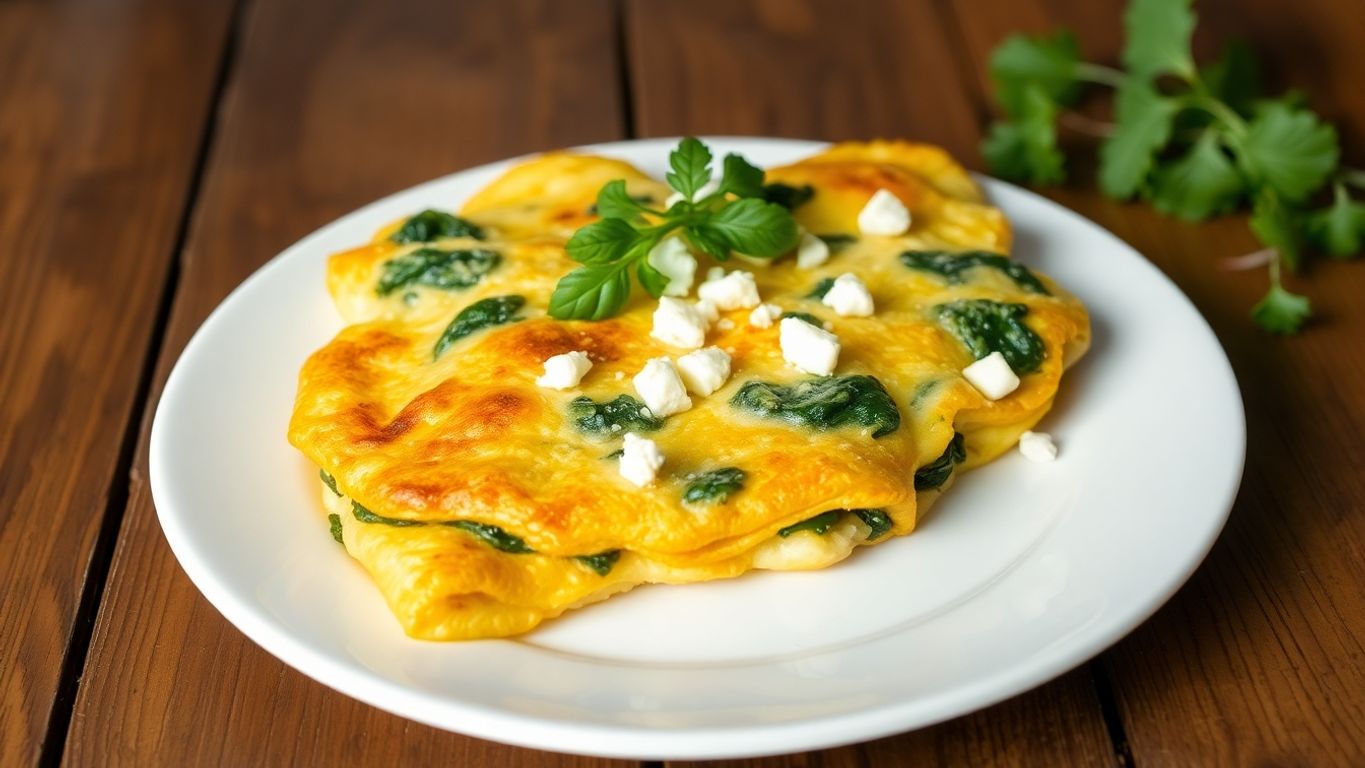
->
[151,137,1244,760]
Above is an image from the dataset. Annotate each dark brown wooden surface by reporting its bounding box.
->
[0,0,1358,764]
[0,1,236,764]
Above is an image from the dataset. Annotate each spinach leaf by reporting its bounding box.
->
[574,550,622,576]
[390,209,485,243]
[778,510,842,537]
[447,520,534,554]
[433,295,525,359]
[328,513,344,544]
[781,311,825,328]
[730,375,901,438]
[761,182,816,210]
[351,501,423,527]
[682,467,746,505]
[914,433,966,491]
[807,277,835,299]
[901,250,1049,294]
[853,508,893,541]
[320,468,342,497]
[376,247,500,296]
[817,234,858,251]
[934,299,1046,373]
[569,394,665,436]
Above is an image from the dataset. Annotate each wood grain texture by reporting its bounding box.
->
[0,1,235,764]
[62,0,630,765]
[947,0,1365,763]
[627,1,1118,765]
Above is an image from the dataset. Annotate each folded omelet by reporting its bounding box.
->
[288,141,1090,639]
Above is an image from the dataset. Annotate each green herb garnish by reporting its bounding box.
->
[901,250,1049,294]
[817,234,858,252]
[448,520,534,554]
[806,277,835,300]
[390,209,485,244]
[328,514,344,544]
[853,509,893,541]
[320,469,342,497]
[376,247,500,296]
[682,467,746,505]
[934,299,1046,374]
[982,0,1365,333]
[778,511,842,538]
[433,295,524,359]
[351,501,422,527]
[781,311,825,328]
[573,550,622,576]
[915,433,967,491]
[569,394,665,436]
[761,182,815,210]
[548,138,799,320]
[730,375,901,439]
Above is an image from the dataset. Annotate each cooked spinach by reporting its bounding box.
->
[807,277,835,300]
[934,299,1045,373]
[574,550,622,576]
[817,233,858,251]
[351,501,423,527]
[320,468,342,497]
[781,311,825,328]
[778,510,842,537]
[433,295,525,359]
[390,209,485,244]
[853,508,893,541]
[682,467,746,505]
[448,520,534,554]
[730,375,901,439]
[569,394,665,436]
[914,433,966,491]
[761,182,816,210]
[376,247,500,296]
[328,513,344,544]
[901,250,1049,294]
[909,379,941,409]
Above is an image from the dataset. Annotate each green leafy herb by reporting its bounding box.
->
[376,247,500,296]
[569,394,665,436]
[778,510,842,538]
[328,514,344,544]
[981,0,1363,333]
[807,277,835,300]
[682,467,746,505]
[549,138,799,320]
[448,520,534,554]
[900,250,1049,294]
[781,311,825,328]
[320,469,342,497]
[730,375,901,439]
[573,550,622,576]
[816,234,858,251]
[853,508,893,541]
[390,209,485,244]
[762,182,815,210]
[934,300,1046,373]
[351,501,422,527]
[914,433,967,491]
[433,295,524,359]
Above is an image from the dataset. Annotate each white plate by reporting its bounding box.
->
[151,137,1244,760]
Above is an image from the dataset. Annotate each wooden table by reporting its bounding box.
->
[4,0,1363,764]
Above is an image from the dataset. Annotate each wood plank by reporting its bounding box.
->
[63,0,631,765]
[0,1,236,764]
[626,1,1119,765]
[946,0,1365,763]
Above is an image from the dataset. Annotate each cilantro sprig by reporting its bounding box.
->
[983,0,1363,334]
[549,138,799,320]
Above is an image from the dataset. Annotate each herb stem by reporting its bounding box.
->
[1186,95,1247,136]
[1058,111,1116,138]
[1074,62,1127,88]
[1340,167,1365,191]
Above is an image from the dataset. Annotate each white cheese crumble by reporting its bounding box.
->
[633,357,692,417]
[748,303,783,328]
[1019,430,1058,462]
[665,178,720,208]
[857,188,911,236]
[795,230,830,269]
[534,350,592,390]
[779,316,840,376]
[619,432,665,487]
[651,297,709,349]
[697,269,761,310]
[820,273,875,317]
[645,236,697,297]
[716,318,736,331]
[693,298,719,325]
[963,351,1020,400]
[676,346,732,396]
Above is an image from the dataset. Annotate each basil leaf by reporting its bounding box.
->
[900,250,1049,294]
[566,218,640,264]
[853,508,893,541]
[914,433,966,491]
[778,511,842,538]
[762,182,815,210]
[636,260,670,298]
[705,198,799,257]
[548,263,633,320]
[684,224,731,259]
[934,299,1046,374]
[376,248,500,296]
[594,180,653,222]
[573,550,621,576]
[569,394,665,436]
[390,209,484,244]
[719,153,766,199]
[447,520,534,554]
[667,137,714,200]
[434,295,525,359]
[730,375,901,439]
[682,467,746,505]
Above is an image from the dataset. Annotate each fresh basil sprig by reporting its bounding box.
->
[983,0,1364,334]
[548,138,800,320]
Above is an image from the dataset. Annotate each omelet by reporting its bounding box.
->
[288,141,1090,640]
